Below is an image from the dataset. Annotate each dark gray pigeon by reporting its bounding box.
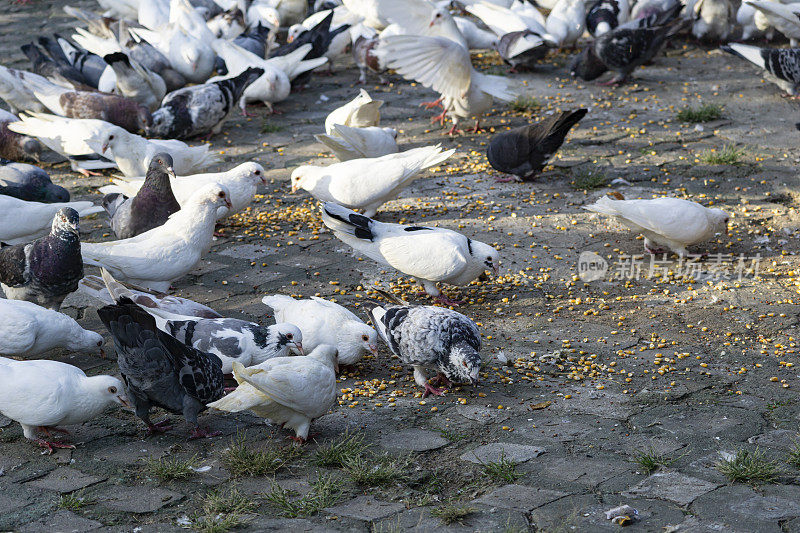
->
[487,109,587,182]
[0,158,69,203]
[570,3,683,85]
[146,67,264,140]
[97,297,224,439]
[722,43,800,96]
[496,30,551,72]
[0,207,83,310]
[102,153,180,239]
[21,42,89,87]
[369,303,482,398]
[0,110,42,163]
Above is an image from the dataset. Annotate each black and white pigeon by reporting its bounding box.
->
[570,3,684,85]
[369,302,482,398]
[270,11,349,85]
[102,152,180,239]
[214,23,273,75]
[1,109,42,163]
[0,207,83,310]
[97,297,225,439]
[146,67,264,140]
[321,202,499,307]
[487,108,588,182]
[21,42,88,87]
[0,158,69,203]
[722,43,800,96]
[39,34,109,90]
[586,0,629,37]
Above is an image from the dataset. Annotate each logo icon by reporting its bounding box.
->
[578,251,608,282]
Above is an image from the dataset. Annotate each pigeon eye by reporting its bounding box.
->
[97,340,103,346]
[286,333,293,339]
[461,361,467,367]
[108,386,117,393]
[109,135,114,140]
[362,335,369,342]
[218,191,225,198]
[254,170,261,176]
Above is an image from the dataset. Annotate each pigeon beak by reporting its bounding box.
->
[429,20,435,27]
[334,361,340,373]
[470,377,479,385]
[118,395,131,408]
[369,344,378,356]
[287,35,294,43]
[224,197,232,208]
[101,142,109,153]
[166,167,176,179]
[295,342,304,355]
[492,264,499,277]
[291,184,298,193]
[99,348,107,359]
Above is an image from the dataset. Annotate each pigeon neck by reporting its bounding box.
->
[74,377,116,418]
[142,169,175,197]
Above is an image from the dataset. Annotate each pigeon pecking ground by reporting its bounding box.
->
[3,1,800,532]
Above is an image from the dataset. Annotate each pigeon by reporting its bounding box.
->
[570,4,684,85]
[78,268,222,319]
[81,183,231,292]
[288,6,360,69]
[0,298,105,357]
[324,89,383,133]
[207,8,247,39]
[207,344,338,443]
[376,35,518,134]
[103,153,180,239]
[0,208,84,310]
[0,66,51,114]
[583,194,730,256]
[722,43,800,96]
[97,297,224,438]
[228,22,273,60]
[314,124,399,161]
[630,0,680,20]
[0,356,127,453]
[342,0,389,29]
[22,73,152,134]
[0,159,69,203]
[369,302,482,397]
[101,162,267,218]
[545,0,587,47]
[37,34,110,90]
[377,0,469,49]
[350,25,385,84]
[138,0,172,30]
[454,16,500,50]
[103,52,167,112]
[6,113,118,177]
[689,0,735,41]
[138,306,304,374]
[321,202,499,305]
[146,67,264,139]
[0,195,102,245]
[737,1,767,41]
[276,10,349,64]
[487,109,588,182]
[21,42,89,87]
[86,125,219,178]
[746,1,800,46]
[586,0,630,36]
[128,24,216,84]
[262,294,378,366]
[291,145,454,217]
[0,109,42,163]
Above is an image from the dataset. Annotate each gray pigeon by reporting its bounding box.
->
[0,158,69,203]
[41,35,108,90]
[496,31,551,71]
[570,3,684,84]
[146,67,264,140]
[103,52,167,112]
[0,207,83,310]
[97,297,225,439]
[214,23,272,74]
[102,152,180,239]
[722,43,800,96]
[369,303,482,398]
[0,110,42,163]
[21,42,88,87]
[487,109,587,182]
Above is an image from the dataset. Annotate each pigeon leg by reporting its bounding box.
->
[77,168,103,177]
[468,119,483,133]
[420,97,443,110]
[189,426,221,440]
[39,426,70,435]
[429,372,452,389]
[35,439,75,454]
[287,435,307,445]
[493,174,519,183]
[422,383,445,398]
[433,294,464,307]
[597,73,627,86]
[146,418,174,436]
[241,106,257,117]
[445,123,463,136]
[430,110,447,126]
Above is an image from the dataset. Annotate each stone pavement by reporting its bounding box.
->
[3,1,800,531]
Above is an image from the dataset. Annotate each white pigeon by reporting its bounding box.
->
[341,0,388,29]
[321,202,500,305]
[97,0,141,19]
[100,162,266,217]
[138,0,171,30]
[746,1,800,46]
[129,24,215,83]
[288,7,361,65]
[375,35,518,134]
[81,183,232,292]
[377,0,468,49]
[7,113,118,176]
[583,195,730,257]
[545,0,586,48]
[84,125,218,178]
[467,1,550,39]
[291,145,454,217]
[0,66,49,114]
[737,1,765,40]
[454,16,500,50]
[0,356,128,453]
[324,89,383,133]
[262,295,378,366]
[314,124,398,161]
[466,1,554,67]
[0,196,102,245]
[690,0,735,41]
[0,299,105,357]
[510,0,548,28]
[207,344,338,443]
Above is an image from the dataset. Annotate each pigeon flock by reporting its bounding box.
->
[0,0,782,455]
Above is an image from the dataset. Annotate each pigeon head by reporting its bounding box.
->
[429,7,451,27]
[708,208,730,235]
[191,183,233,211]
[99,127,127,154]
[383,127,399,140]
[469,239,500,277]
[52,207,80,237]
[136,106,153,132]
[290,166,314,193]
[270,322,304,355]
[569,46,607,81]
[85,374,131,408]
[236,162,267,186]
[20,135,42,161]
[43,184,70,203]
[337,321,379,364]
[307,344,339,373]
[148,152,176,180]
[69,327,105,356]
[181,45,202,74]
[287,24,304,43]
[440,342,481,385]
[146,108,173,138]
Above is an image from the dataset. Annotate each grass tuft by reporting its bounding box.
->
[144,455,198,481]
[509,96,540,114]
[431,502,475,524]
[343,453,411,486]
[571,169,607,190]
[222,431,301,477]
[312,431,369,467]
[58,492,94,512]
[700,144,745,166]
[716,448,782,484]
[264,474,342,517]
[632,446,675,474]
[438,428,468,442]
[260,120,283,134]
[481,452,523,483]
[787,440,800,469]
[676,104,722,123]
[190,513,248,533]
[202,488,256,516]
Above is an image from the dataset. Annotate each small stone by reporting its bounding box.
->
[460,442,545,464]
